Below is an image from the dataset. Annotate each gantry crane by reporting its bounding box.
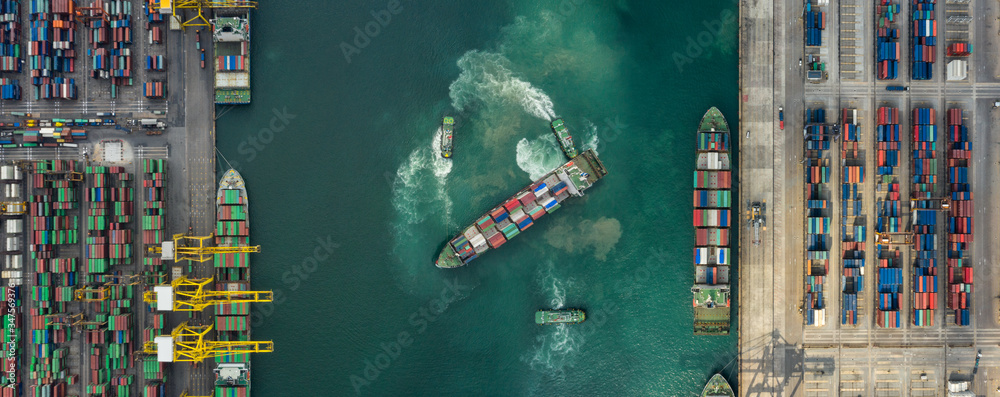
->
[0,201,24,215]
[875,232,913,245]
[144,276,272,311]
[156,0,257,29]
[909,197,950,210]
[148,233,259,262]
[144,322,273,362]
[75,285,110,301]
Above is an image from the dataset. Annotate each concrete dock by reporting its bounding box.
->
[739,0,1000,396]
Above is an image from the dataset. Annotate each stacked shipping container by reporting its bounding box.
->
[911,0,937,80]
[142,159,165,270]
[804,6,825,47]
[85,166,133,273]
[946,108,972,326]
[876,1,900,80]
[692,124,732,305]
[27,160,81,394]
[910,107,938,326]
[840,109,865,326]
[804,108,831,326]
[28,0,78,99]
[876,107,903,328]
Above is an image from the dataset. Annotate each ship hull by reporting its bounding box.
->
[436,149,607,268]
[692,107,732,335]
[215,169,253,396]
[700,374,735,397]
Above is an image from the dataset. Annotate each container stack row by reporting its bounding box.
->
[28,0,78,100]
[107,0,133,97]
[0,164,23,397]
[876,1,900,80]
[910,107,938,326]
[804,7,825,47]
[0,0,21,101]
[911,0,937,80]
[81,285,136,395]
[27,160,82,394]
[946,108,972,326]
[875,107,903,328]
[2,164,24,286]
[840,109,865,326]
[804,108,831,327]
[141,159,165,270]
[693,128,732,291]
[85,165,133,273]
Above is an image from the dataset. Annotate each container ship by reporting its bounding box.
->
[535,309,585,325]
[435,148,607,268]
[700,374,735,397]
[213,11,251,104]
[691,107,732,335]
[550,118,578,159]
[214,169,253,397]
[441,117,454,158]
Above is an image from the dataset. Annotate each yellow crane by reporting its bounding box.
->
[144,322,273,362]
[155,0,257,29]
[75,285,110,301]
[0,201,24,215]
[148,233,259,263]
[144,276,272,311]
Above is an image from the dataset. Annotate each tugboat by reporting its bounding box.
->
[441,116,454,158]
[534,309,586,325]
[550,118,578,159]
[700,374,735,397]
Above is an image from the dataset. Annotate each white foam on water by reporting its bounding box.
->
[391,128,454,228]
[449,50,557,122]
[521,324,583,375]
[515,134,564,181]
[581,119,600,155]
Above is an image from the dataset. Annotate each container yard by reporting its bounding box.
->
[739,0,1000,395]
[0,0,268,396]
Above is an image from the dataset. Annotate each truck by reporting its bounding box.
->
[778,106,784,130]
[747,200,767,246]
[886,85,909,91]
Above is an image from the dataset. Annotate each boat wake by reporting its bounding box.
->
[391,127,454,228]
[521,324,583,376]
[581,119,600,155]
[449,50,557,122]
[515,134,564,181]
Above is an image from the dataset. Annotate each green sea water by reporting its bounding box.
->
[215,1,740,395]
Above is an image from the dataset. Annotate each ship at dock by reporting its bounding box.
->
[441,117,454,158]
[691,107,732,335]
[213,11,252,104]
[535,309,586,325]
[214,169,253,396]
[435,148,607,268]
[550,118,578,159]
[700,374,735,397]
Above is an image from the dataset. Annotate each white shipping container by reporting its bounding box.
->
[5,219,21,234]
[469,234,487,247]
[5,255,21,269]
[5,236,17,251]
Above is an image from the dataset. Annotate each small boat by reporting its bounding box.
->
[534,309,585,325]
[700,374,735,397]
[441,117,454,158]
